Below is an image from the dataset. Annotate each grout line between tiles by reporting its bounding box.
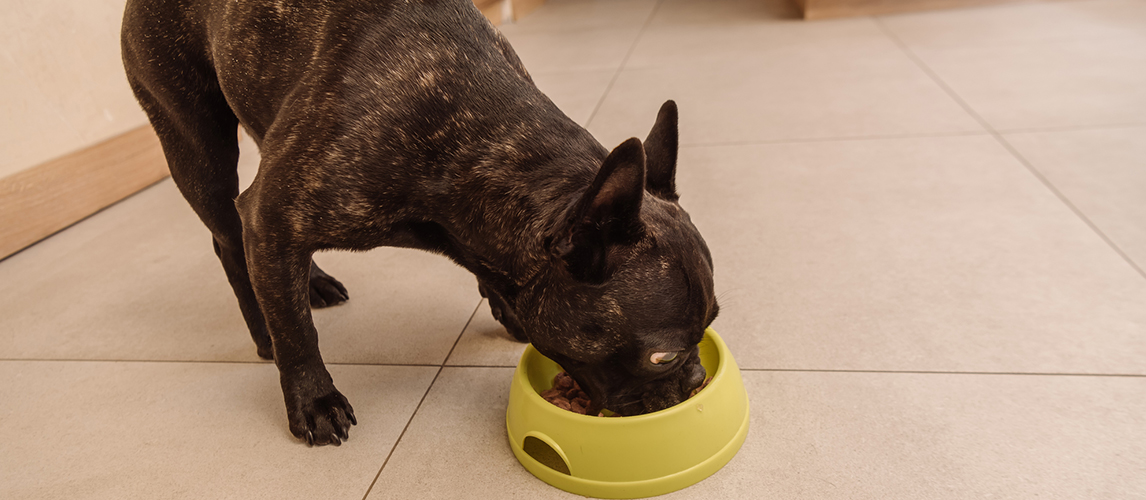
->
[359,299,483,500]
[360,365,445,500]
[873,17,1146,282]
[439,299,485,367]
[0,358,445,367]
[584,0,664,128]
[679,130,991,148]
[996,122,1146,135]
[742,368,1146,378]
[445,364,518,369]
[1,302,489,369]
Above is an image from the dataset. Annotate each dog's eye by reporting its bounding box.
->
[650,351,679,364]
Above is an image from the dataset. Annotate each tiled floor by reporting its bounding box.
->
[3,0,1145,498]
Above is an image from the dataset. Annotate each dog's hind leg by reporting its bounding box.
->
[122,2,349,360]
[123,66,276,359]
[121,16,274,360]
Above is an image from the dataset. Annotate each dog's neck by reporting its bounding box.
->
[440,137,605,300]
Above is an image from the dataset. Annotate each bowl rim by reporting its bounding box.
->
[514,327,730,422]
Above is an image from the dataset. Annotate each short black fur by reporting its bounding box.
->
[122,0,718,445]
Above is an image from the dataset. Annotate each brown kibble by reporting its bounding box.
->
[554,372,574,390]
[690,376,713,398]
[542,371,711,417]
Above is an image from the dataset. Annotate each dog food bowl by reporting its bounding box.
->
[506,328,749,498]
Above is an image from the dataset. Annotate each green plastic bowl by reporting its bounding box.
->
[506,328,749,498]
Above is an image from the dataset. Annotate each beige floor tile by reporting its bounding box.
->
[630,0,885,68]
[0,138,481,365]
[502,0,657,33]
[0,360,438,500]
[366,367,1146,499]
[878,0,1146,50]
[663,371,1146,499]
[445,299,528,367]
[587,43,983,147]
[365,367,575,499]
[1003,126,1146,272]
[651,0,804,24]
[674,135,1146,374]
[905,37,1146,131]
[530,69,616,126]
[501,25,642,75]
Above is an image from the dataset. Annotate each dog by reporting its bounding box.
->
[122,0,719,446]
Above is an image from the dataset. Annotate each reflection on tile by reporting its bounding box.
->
[588,44,983,147]
[446,299,528,367]
[879,0,1146,50]
[906,38,1146,131]
[674,136,1146,373]
[1004,126,1146,271]
[0,361,438,500]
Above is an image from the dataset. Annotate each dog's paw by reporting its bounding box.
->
[286,386,357,447]
[309,262,348,308]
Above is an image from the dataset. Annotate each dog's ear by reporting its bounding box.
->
[643,100,679,201]
[555,138,646,283]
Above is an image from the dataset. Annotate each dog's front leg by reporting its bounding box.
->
[238,199,356,446]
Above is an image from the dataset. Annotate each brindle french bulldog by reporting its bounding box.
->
[121,0,719,446]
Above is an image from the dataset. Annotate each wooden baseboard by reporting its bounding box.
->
[798,0,1034,19]
[0,125,169,259]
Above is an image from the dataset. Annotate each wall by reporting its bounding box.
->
[0,0,148,178]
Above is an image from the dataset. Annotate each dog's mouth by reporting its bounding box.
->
[569,354,706,417]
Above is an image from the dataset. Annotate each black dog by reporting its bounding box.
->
[122,0,718,446]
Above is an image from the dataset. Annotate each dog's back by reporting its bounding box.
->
[123,0,602,240]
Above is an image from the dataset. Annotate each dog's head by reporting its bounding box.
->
[519,100,719,416]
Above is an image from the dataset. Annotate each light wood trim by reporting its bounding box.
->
[799,0,1034,19]
[0,125,168,259]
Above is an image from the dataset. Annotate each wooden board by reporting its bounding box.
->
[798,0,1035,19]
[0,125,169,259]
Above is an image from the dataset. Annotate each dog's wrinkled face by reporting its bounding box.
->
[525,208,718,416]
[517,101,719,416]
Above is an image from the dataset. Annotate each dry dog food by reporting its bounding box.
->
[541,371,712,416]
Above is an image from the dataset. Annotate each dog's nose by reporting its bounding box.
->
[681,360,706,393]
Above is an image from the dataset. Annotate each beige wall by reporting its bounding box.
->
[0,0,148,179]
